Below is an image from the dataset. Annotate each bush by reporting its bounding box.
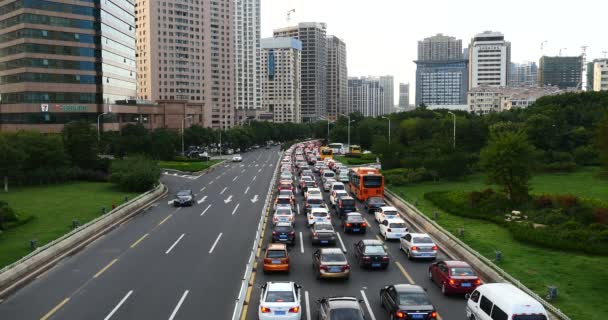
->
[556,194,579,210]
[0,201,19,230]
[593,208,608,225]
[534,195,554,209]
[110,155,161,192]
[573,145,599,165]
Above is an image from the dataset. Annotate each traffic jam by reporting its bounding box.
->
[253,141,549,320]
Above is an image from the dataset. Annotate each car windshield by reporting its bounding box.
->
[266,291,295,303]
[266,250,286,259]
[308,198,323,205]
[321,253,346,263]
[384,210,398,216]
[512,316,547,320]
[302,176,313,181]
[450,267,476,276]
[341,199,355,207]
[390,223,406,228]
[275,226,292,232]
[363,175,383,188]
[313,212,328,217]
[398,292,432,305]
[279,191,291,196]
[324,172,335,177]
[347,215,363,222]
[275,211,291,216]
[277,198,290,204]
[332,184,344,190]
[329,308,364,320]
[364,245,386,254]
[315,224,333,231]
[368,197,384,204]
[413,237,433,244]
[177,191,190,196]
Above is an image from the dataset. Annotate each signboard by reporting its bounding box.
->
[40,104,49,112]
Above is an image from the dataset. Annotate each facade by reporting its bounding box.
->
[234,0,261,121]
[0,0,137,132]
[260,37,301,123]
[347,77,384,117]
[509,61,538,87]
[468,31,511,88]
[468,86,564,115]
[398,83,410,108]
[379,76,394,114]
[274,22,327,122]
[415,34,468,107]
[593,60,608,91]
[538,56,583,89]
[326,35,347,120]
[136,0,234,129]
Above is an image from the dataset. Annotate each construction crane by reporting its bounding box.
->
[559,48,567,56]
[603,51,607,59]
[286,9,295,24]
[540,40,548,56]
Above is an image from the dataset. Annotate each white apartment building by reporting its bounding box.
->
[593,60,608,91]
[468,31,511,89]
[468,86,563,115]
[261,37,302,123]
[347,77,385,117]
[234,0,261,118]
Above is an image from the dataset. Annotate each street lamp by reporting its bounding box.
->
[447,111,456,149]
[381,116,391,144]
[181,115,193,156]
[97,112,108,142]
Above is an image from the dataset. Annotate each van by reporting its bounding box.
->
[466,283,548,320]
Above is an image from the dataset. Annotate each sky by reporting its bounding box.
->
[261,0,608,104]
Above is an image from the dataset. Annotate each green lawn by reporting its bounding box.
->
[389,167,608,320]
[0,182,138,269]
[159,159,222,172]
[335,155,377,166]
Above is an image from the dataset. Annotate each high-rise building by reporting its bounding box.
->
[347,77,384,117]
[326,35,347,120]
[415,34,468,107]
[510,61,538,87]
[468,31,511,88]
[538,56,583,89]
[136,0,234,129]
[0,0,137,132]
[260,37,301,123]
[399,83,410,108]
[235,0,261,117]
[593,59,608,91]
[274,22,327,122]
[379,76,394,114]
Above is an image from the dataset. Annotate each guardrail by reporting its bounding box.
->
[232,150,283,320]
[384,188,570,320]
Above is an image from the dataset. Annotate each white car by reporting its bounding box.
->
[375,206,399,223]
[329,190,348,206]
[338,172,349,183]
[329,181,346,194]
[378,218,409,240]
[273,208,295,226]
[258,281,302,320]
[305,187,322,200]
[232,154,242,162]
[308,207,330,226]
[399,232,438,260]
[322,178,336,192]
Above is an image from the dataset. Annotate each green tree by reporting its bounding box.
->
[149,129,179,160]
[62,121,99,169]
[110,155,160,192]
[0,200,19,230]
[599,112,608,175]
[480,129,536,203]
[0,135,25,192]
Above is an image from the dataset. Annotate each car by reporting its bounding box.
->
[375,206,399,223]
[329,189,348,206]
[273,207,295,225]
[337,172,349,183]
[323,178,336,191]
[272,222,296,245]
[252,144,260,149]
[321,170,336,184]
[311,222,337,245]
[353,239,389,269]
[298,175,314,189]
[301,180,317,195]
[274,194,294,210]
[465,283,549,320]
[278,183,294,192]
[262,244,290,273]
[329,181,346,194]
[300,169,313,178]
[226,148,234,155]
[312,248,350,280]
[378,217,409,240]
[341,212,367,234]
[364,196,386,214]
[303,196,327,215]
[335,196,356,218]
[307,207,330,226]
[313,162,324,173]
[279,189,295,202]
[280,172,293,180]
[258,281,302,320]
[428,260,481,295]
[316,297,365,320]
[380,284,438,320]
[173,189,195,207]
[305,187,322,200]
[399,233,438,260]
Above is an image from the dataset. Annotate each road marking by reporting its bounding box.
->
[395,261,415,284]
[215,175,220,180]
[304,291,311,320]
[360,290,376,320]
[299,232,304,253]
[376,235,383,241]
[232,203,240,215]
[364,218,370,226]
[252,175,257,181]
[224,195,233,203]
[241,169,246,173]
[209,180,214,185]
[158,214,172,226]
[296,203,300,215]
[269,163,272,167]
[200,186,206,192]
[167,200,173,205]
[130,233,149,248]
[168,290,189,320]
[209,233,223,253]
[336,232,347,253]
[258,168,262,173]
[197,196,207,204]
[220,187,227,194]
[165,233,185,254]
[201,204,211,216]
[40,297,70,320]
[244,186,250,194]
[250,195,259,203]
[233,176,238,182]
[104,290,133,320]
[94,258,118,279]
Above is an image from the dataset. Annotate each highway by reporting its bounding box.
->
[0,147,281,320]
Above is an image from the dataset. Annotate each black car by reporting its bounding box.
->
[380,284,437,320]
[173,189,195,207]
[353,239,389,269]
[317,297,365,320]
[342,212,367,234]
[335,196,356,218]
[271,222,296,245]
[364,196,386,214]
[311,222,337,245]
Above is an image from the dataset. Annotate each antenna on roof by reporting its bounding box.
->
[286,9,295,24]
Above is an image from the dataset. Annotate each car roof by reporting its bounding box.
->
[386,218,406,223]
[340,196,354,200]
[274,222,293,228]
[361,239,384,246]
[311,208,329,213]
[267,243,287,251]
[442,260,472,268]
[277,194,291,199]
[326,297,361,308]
[331,181,344,185]
[476,283,547,314]
[346,212,362,217]
[267,281,294,292]
[408,233,431,238]
[307,188,321,192]
[394,284,426,294]
[334,190,348,194]
[380,206,397,211]
[320,248,344,254]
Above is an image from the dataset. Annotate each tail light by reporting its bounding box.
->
[289,306,300,313]
[290,231,295,235]
[432,245,438,251]
[260,306,271,313]
[361,223,367,227]
[342,265,350,271]
[449,279,456,285]
[431,311,437,319]
[363,256,371,260]
[264,258,272,264]
[474,279,481,285]
[411,246,419,251]
[312,232,318,237]
[319,265,328,271]
[346,223,352,227]
[382,256,390,261]
[272,231,277,235]
[395,311,405,318]
[273,217,278,222]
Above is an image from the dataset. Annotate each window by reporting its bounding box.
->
[265,291,294,303]
[480,296,493,315]
[490,305,508,320]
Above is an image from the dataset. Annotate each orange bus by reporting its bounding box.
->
[319,146,334,160]
[348,167,384,201]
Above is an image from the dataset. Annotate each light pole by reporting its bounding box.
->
[447,111,456,149]
[97,112,108,142]
[381,116,391,144]
[181,115,192,156]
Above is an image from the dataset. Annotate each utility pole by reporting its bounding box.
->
[286,9,295,24]
[381,116,391,144]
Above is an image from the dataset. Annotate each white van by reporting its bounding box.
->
[466,283,548,320]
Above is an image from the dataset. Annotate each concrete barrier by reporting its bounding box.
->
[0,183,167,298]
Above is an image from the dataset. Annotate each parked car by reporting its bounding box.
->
[466,283,548,320]
[342,212,367,234]
[378,218,409,240]
[173,189,195,207]
[399,233,438,260]
[364,196,386,214]
[311,222,337,246]
[258,281,302,320]
[262,244,290,274]
[380,284,438,320]
[232,154,242,162]
[375,206,399,223]
[353,239,389,269]
[428,260,481,295]
[312,248,350,280]
[272,222,296,245]
[316,297,365,320]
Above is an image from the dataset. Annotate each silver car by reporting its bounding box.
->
[399,233,438,260]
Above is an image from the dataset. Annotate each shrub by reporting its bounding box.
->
[469,191,483,208]
[543,209,569,225]
[534,195,554,209]
[0,201,19,230]
[573,145,599,165]
[556,194,579,210]
[110,155,161,192]
[593,208,608,225]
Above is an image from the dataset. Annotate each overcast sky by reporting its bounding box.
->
[261,0,607,104]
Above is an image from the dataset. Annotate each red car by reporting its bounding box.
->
[428,260,481,295]
[278,183,294,192]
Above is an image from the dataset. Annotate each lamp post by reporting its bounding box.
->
[447,111,456,149]
[181,115,192,156]
[381,116,391,144]
[97,112,108,142]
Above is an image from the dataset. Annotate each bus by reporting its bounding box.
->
[319,146,334,160]
[346,145,362,157]
[328,143,344,155]
[348,167,384,201]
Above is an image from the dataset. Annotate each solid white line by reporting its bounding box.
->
[165,233,185,254]
[244,186,250,194]
[305,291,311,320]
[220,187,227,194]
[200,186,206,192]
[232,176,238,182]
[252,175,257,181]
[231,203,240,215]
[201,204,211,216]
[360,290,376,320]
[336,232,347,253]
[258,168,262,173]
[299,232,304,253]
[209,233,223,253]
[104,290,133,320]
[231,300,239,320]
[168,290,189,320]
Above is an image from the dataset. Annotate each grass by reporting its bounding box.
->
[335,155,377,166]
[0,182,138,269]
[158,159,222,172]
[389,166,608,320]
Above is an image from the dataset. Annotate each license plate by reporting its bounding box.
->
[462,282,471,287]
[272,260,281,264]
[395,234,403,237]
[275,311,286,315]
[371,263,381,267]
[280,235,287,238]
[410,314,424,319]
[321,240,328,244]
[329,266,341,272]
[316,218,324,222]
[353,228,360,232]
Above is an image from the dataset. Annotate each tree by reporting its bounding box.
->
[149,129,179,160]
[599,112,608,176]
[62,121,99,169]
[0,135,25,192]
[480,129,536,203]
[110,155,160,192]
